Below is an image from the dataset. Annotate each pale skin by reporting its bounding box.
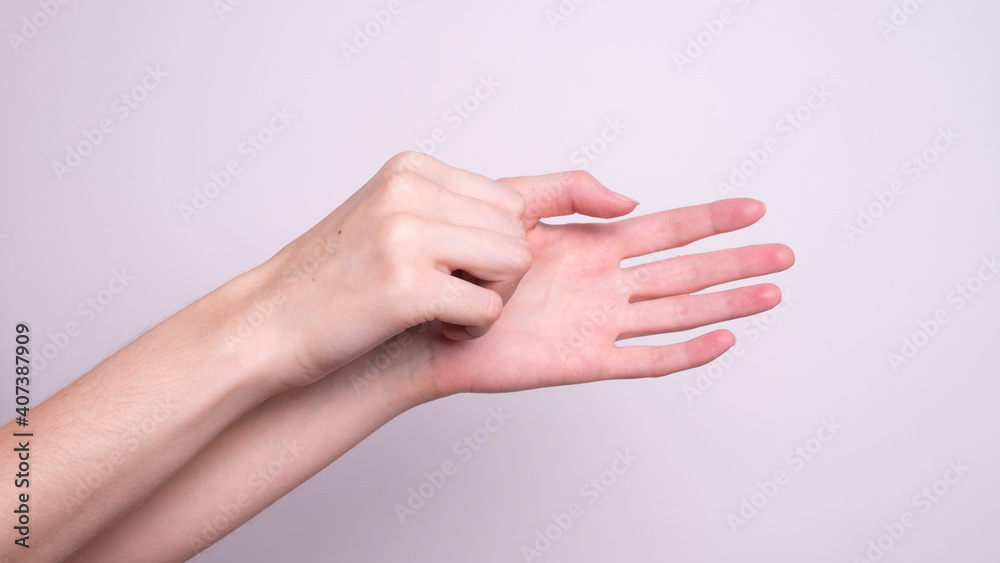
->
[0,153,793,562]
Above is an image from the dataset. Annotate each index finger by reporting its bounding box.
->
[611,198,766,259]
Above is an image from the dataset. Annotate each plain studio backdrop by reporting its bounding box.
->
[2,1,999,562]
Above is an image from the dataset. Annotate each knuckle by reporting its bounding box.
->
[378,172,425,205]
[566,169,596,186]
[492,178,525,217]
[507,188,526,218]
[470,225,497,248]
[380,212,423,248]
[382,260,421,301]
[385,151,429,173]
[479,291,504,324]
[676,260,697,289]
[511,239,533,272]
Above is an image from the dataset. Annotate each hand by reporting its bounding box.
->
[378,171,794,402]
[243,152,531,390]
[59,170,792,563]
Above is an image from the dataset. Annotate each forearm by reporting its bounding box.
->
[0,270,279,561]
[68,328,431,562]
[62,176,793,561]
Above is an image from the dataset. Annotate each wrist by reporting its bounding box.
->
[205,263,293,399]
[342,325,441,415]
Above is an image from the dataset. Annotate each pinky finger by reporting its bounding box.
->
[606,330,735,380]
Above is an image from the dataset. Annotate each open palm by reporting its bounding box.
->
[400,172,794,400]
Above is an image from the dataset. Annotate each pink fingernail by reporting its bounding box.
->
[612,191,639,205]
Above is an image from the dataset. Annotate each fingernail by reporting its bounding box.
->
[611,191,639,205]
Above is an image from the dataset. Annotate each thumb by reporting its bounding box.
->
[497,170,638,229]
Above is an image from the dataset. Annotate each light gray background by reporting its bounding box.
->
[2,1,999,562]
